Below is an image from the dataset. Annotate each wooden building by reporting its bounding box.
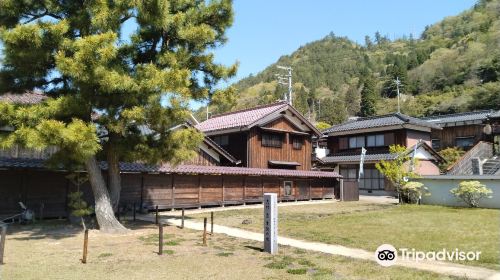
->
[422,110,497,151]
[0,97,347,218]
[196,101,321,170]
[319,113,445,194]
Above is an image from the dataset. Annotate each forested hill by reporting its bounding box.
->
[198,0,500,126]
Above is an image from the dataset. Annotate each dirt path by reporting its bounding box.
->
[138,214,500,280]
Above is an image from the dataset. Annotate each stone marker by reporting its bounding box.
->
[263,193,278,254]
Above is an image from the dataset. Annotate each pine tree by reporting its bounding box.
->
[360,76,377,117]
[0,1,236,233]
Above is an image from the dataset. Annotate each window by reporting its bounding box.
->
[213,135,229,146]
[431,139,441,150]
[367,134,385,147]
[292,136,303,150]
[340,167,385,190]
[349,136,365,149]
[283,181,293,196]
[262,133,282,148]
[456,136,475,149]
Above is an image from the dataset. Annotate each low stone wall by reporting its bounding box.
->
[413,175,500,209]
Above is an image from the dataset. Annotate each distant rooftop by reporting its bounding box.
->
[422,110,494,125]
[323,113,440,134]
[196,101,289,133]
[0,91,46,105]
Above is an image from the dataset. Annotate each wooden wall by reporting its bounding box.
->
[0,170,339,218]
[181,150,219,166]
[247,118,313,170]
[430,124,485,151]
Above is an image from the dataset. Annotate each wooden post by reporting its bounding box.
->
[243,177,247,205]
[221,175,225,207]
[309,179,312,201]
[155,205,159,225]
[158,223,164,255]
[140,175,144,209]
[0,224,7,265]
[82,229,89,264]
[198,175,202,208]
[39,203,44,221]
[171,174,175,209]
[181,209,185,229]
[210,212,214,235]
[203,217,207,246]
[133,202,136,221]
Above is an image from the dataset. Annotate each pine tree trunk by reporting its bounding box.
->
[85,156,127,233]
[107,149,121,212]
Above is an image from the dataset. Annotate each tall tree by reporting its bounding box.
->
[0,0,236,233]
[317,98,347,125]
[360,76,377,117]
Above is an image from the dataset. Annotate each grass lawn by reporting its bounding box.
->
[1,219,465,279]
[189,201,500,270]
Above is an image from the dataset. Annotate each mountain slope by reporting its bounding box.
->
[199,0,500,125]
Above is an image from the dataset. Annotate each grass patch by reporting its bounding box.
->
[98,253,113,258]
[286,268,307,275]
[162,249,175,255]
[297,259,315,267]
[138,233,175,245]
[216,252,234,257]
[294,249,306,255]
[191,202,500,269]
[163,240,181,246]
[263,256,294,269]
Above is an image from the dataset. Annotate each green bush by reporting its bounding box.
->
[450,181,493,208]
[401,182,430,204]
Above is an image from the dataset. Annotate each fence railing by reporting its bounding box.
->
[447,141,493,175]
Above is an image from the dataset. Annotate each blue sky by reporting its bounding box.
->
[213,0,477,83]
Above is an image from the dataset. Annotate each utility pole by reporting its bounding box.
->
[395,76,401,113]
[206,103,211,120]
[317,99,321,118]
[276,66,293,105]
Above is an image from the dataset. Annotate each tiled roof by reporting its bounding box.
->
[0,91,47,105]
[322,153,397,163]
[489,110,500,119]
[0,157,341,178]
[322,140,444,164]
[196,101,289,132]
[323,113,440,134]
[422,110,493,125]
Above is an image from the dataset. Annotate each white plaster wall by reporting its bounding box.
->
[414,176,500,209]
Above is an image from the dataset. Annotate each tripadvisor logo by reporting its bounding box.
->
[375,244,397,267]
[375,244,481,267]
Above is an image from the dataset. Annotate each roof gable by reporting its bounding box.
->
[0,91,47,105]
[196,101,321,136]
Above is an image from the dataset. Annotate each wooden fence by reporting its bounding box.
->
[0,170,339,218]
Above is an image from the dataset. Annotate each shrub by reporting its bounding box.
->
[438,147,465,172]
[401,182,430,204]
[450,181,493,207]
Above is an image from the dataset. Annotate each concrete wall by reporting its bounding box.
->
[413,175,500,209]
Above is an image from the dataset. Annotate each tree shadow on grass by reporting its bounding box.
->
[5,218,163,240]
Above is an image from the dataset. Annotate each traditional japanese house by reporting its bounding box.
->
[422,110,497,151]
[319,113,445,195]
[1,96,344,218]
